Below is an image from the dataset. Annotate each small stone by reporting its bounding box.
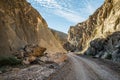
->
[28,56,36,63]
[12,68,20,72]
[23,58,30,65]
[0,71,2,74]
[48,65,54,69]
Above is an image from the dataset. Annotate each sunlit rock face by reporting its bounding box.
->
[67,0,120,53]
[0,0,66,57]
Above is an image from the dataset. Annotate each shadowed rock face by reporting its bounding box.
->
[0,0,66,57]
[67,0,120,52]
[50,29,67,47]
[84,31,120,61]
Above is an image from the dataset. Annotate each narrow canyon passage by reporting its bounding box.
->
[65,53,120,80]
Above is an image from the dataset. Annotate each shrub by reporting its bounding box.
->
[0,56,22,67]
[0,66,7,73]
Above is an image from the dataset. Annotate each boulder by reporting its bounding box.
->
[90,38,105,51]
[0,71,2,74]
[14,44,47,64]
[31,46,46,57]
[85,31,120,62]
[84,47,96,56]
[112,49,120,62]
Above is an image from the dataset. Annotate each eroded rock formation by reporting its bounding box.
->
[67,0,120,61]
[0,0,66,59]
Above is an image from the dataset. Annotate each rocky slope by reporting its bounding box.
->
[67,0,120,61]
[0,0,66,62]
[50,29,67,47]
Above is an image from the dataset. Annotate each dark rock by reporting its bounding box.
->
[48,65,55,69]
[85,31,120,62]
[112,49,120,62]
[90,38,105,51]
[63,42,76,52]
[30,58,45,65]
[84,47,97,56]
[47,62,59,69]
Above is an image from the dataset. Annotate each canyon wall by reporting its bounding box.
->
[67,0,120,61]
[50,29,67,46]
[0,0,66,57]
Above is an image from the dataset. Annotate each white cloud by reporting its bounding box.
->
[30,0,96,23]
[87,5,95,14]
[84,0,95,14]
[34,0,61,9]
[54,10,85,23]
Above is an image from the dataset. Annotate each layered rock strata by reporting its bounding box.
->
[67,0,120,61]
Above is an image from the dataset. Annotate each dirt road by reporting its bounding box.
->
[68,53,120,80]
[50,53,120,80]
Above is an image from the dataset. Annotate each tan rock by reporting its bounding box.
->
[28,56,36,63]
[0,0,66,57]
[22,58,30,65]
[12,68,20,72]
[31,47,46,57]
[67,0,120,53]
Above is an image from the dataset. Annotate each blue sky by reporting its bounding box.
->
[27,0,104,33]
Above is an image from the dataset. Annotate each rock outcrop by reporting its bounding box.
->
[13,44,47,64]
[0,0,66,60]
[85,31,120,62]
[67,0,120,61]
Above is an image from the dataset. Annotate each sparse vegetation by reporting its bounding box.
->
[0,66,8,73]
[0,56,22,67]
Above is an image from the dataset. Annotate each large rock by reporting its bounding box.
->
[0,0,66,57]
[85,31,120,62]
[67,0,120,53]
[12,44,47,64]
[24,44,46,57]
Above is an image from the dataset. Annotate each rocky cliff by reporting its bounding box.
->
[67,0,120,61]
[0,0,66,58]
[50,29,67,46]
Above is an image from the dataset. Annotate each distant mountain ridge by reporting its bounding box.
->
[50,28,67,46]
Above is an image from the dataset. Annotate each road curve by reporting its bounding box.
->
[66,53,120,80]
